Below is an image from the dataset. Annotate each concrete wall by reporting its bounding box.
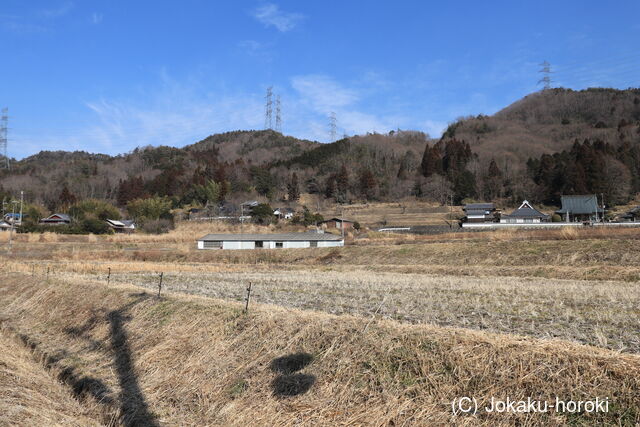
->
[222,241,255,250]
[318,240,343,247]
[500,218,542,224]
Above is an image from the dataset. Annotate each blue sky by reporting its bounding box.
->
[1,1,639,159]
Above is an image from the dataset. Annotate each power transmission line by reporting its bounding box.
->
[264,86,273,130]
[0,108,8,169]
[538,60,553,90]
[275,95,282,133]
[329,112,337,142]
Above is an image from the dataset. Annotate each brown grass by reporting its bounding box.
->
[0,328,101,426]
[51,269,639,354]
[1,273,639,426]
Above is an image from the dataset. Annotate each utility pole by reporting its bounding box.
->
[19,191,23,227]
[538,60,553,90]
[8,200,17,249]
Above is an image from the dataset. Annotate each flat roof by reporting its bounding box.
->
[198,232,343,242]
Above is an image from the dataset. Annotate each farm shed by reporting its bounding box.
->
[197,232,344,250]
[555,195,604,222]
[500,200,549,224]
[321,218,354,230]
[463,203,499,223]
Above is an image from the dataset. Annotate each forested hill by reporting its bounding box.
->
[446,88,640,167]
[1,88,640,212]
[0,129,430,210]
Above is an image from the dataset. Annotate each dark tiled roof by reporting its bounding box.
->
[198,232,343,242]
[556,195,603,214]
[464,203,495,211]
[42,213,71,221]
[504,201,549,219]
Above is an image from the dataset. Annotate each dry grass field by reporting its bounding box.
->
[0,329,102,426]
[87,270,640,354]
[316,200,461,226]
[0,274,638,426]
[1,222,640,425]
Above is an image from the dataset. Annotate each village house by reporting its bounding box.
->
[197,231,344,250]
[3,213,26,225]
[500,200,549,224]
[273,207,295,220]
[618,206,640,222]
[39,213,71,225]
[463,203,499,223]
[321,218,355,231]
[555,195,604,222]
[106,219,136,234]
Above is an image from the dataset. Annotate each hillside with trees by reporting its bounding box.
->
[1,88,640,219]
[446,88,640,167]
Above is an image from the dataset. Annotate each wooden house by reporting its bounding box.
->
[500,200,549,224]
[39,213,71,225]
[463,203,499,223]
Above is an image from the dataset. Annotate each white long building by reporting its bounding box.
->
[197,232,344,250]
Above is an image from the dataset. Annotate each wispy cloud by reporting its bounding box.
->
[291,74,358,113]
[38,2,74,19]
[13,70,447,158]
[289,74,400,141]
[0,14,47,34]
[92,12,103,24]
[237,39,274,60]
[251,3,303,32]
[1,2,73,34]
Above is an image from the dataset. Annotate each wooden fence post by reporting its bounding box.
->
[244,282,252,313]
[157,272,163,297]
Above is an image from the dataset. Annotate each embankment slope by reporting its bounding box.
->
[0,273,638,425]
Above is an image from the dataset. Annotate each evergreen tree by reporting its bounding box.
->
[420,144,443,177]
[358,168,377,199]
[59,185,77,211]
[287,173,300,201]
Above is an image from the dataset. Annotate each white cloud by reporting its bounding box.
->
[251,3,303,32]
[92,12,103,24]
[421,120,446,138]
[12,71,449,158]
[13,76,264,157]
[291,74,358,113]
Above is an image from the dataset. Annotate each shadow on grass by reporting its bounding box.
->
[62,291,159,426]
[270,352,315,397]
